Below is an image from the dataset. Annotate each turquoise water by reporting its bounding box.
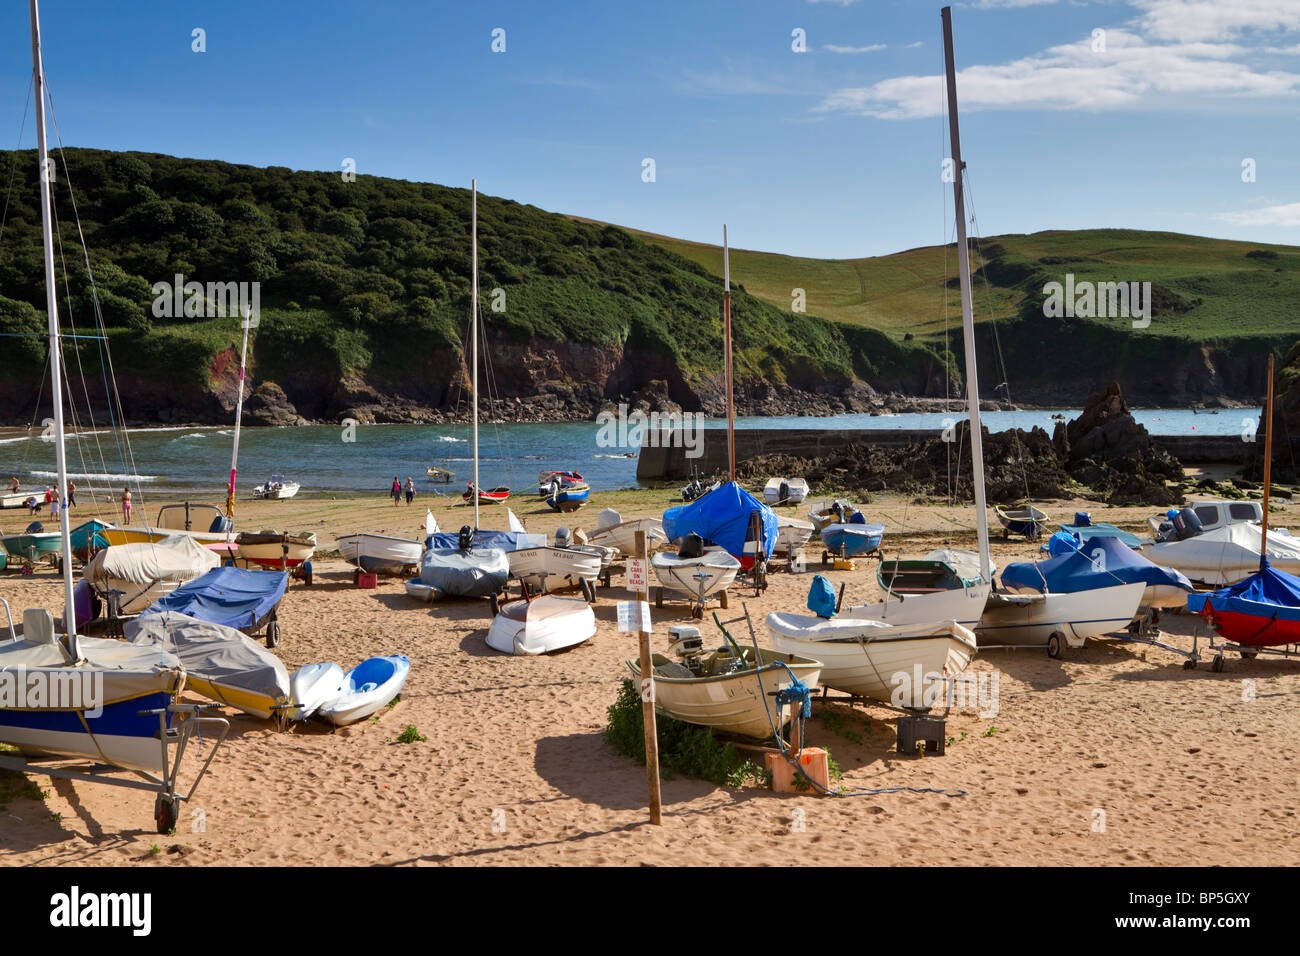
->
[0,407,1259,499]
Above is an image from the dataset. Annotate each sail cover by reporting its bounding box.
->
[1003,534,1192,595]
[425,530,544,552]
[662,481,778,562]
[143,566,288,631]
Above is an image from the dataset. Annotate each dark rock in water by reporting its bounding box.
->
[246,381,307,426]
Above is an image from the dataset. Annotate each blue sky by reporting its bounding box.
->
[4,0,1300,258]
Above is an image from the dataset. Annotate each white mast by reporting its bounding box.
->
[942,6,992,583]
[723,225,735,482]
[225,305,251,525]
[30,0,78,654]
[470,179,480,531]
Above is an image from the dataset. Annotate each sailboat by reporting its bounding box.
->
[654,228,776,613]
[0,0,228,834]
[416,180,510,604]
[1188,356,1300,667]
[838,7,1142,657]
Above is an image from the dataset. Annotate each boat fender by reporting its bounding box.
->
[807,574,836,618]
[457,525,474,551]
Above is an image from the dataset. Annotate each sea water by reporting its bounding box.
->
[0,408,1258,498]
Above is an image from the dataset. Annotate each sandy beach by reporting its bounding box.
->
[1,487,1298,867]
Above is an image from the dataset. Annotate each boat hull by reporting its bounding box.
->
[286,662,344,721]
[507,546,602,591]
[235,533,317,568]
[766,615,977,709]
[844,582,991,629]
[652,549,740,599]
[319,656,410,726]
[0,690,176,774]
[0,532,61,562]
[975,583,1145,647]
[821,523,884,558]
[485,596,596,655]
[587,517,667,555]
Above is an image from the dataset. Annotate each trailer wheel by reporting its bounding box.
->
[691,605,703,620]
[1239,649,1258,660]
[265,621,281,649]
[1211,655,1225,673]
[490,593,501,616]
[155,795,178,835]
[655,586,663,609]
[1182,659,1197,670]
[580,578,596,604]
[1046,632,1064,659]
[302,566,313,588]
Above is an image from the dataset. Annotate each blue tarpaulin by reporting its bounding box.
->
[425,530,544,552]
[1187,559,1300,621]
[144,566,288,631]
[662,481,778,562]
[1004,534,1192,595]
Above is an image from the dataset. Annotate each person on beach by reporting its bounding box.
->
[66,481,76,510]
[44,488,54,511]
[391,476,401,506]
[25,495,38,515]
[50,492,60,522]
[405,476,415,505]
[121,487,132,523]
[8,476,18,493]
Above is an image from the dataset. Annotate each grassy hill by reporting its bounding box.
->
[0,146,1293,424]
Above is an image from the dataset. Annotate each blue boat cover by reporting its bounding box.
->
[1186,559,1300,620]
[144,566,288,631]
[426,530,544,551]
[807,574,836,618]
[1050,522,1144,550]
[1005,534,1191,595]
[662,481,778,562]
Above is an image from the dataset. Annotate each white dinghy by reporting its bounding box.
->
[318,655,410,726]
[586,507,667,556]
[485,595,596,655]
[286,662,344,722]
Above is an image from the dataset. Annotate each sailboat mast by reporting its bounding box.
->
[1261,353,1274,564]
[471,179,480,530]
[225,306,251,522]
[29,0,77,652]
[941,6,992,583]
[723,225,735,482]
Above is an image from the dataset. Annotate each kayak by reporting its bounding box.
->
[318,655,410,726]
[286,662,344,722]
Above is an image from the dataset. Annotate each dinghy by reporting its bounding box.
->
[485,595,596,655]
[766,613,977,710]
[507,527,604,596]
[662,481,777,572]
[774,515,814,555]
[126,613,291,721]
[235,530,317,569]
[538,470,584,496]
[809,499,859,535]
[821,517,885,560]
[974,583,1145,651]
[626,624,822,740]
[252,475,299,500]
[1055,520,1143,550]
[545,482,590,513]
[762,477,807,506]
[84,534,221,614]
[286,662,344,722]
[586,508,667,555]
[994,503,1047,539]
[652,542,741,614]
[68,518,114,562]
[337,532,422,575]
[462,483,510,504]
[0,523,61,565]
[318,655,410,726]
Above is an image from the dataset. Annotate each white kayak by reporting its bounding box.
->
[318,655,411,726]
[404,579,442,601]
[485,595,596,655]
[286,662,344,722]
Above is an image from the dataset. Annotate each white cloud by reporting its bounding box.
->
[824,43,887,54]
[819,28,1300,118]
[1214,201,1300,226]
[904,41,925,49]
[1132,0,1300,43]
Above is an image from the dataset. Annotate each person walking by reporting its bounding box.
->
[8,476,18,494]
[66,480,76,510]
[50,492,60,522]
[391,476,402,507]
[121,487,132,523]
[404,476,415,505]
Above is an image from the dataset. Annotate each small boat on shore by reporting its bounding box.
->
[235,530,317,570]
[252,475,299,500]
[774,515,814,555]
[545,482,590,512]
[587,509,667,555]
[486,595,595,655]
[463,483,510,504]
[0,523,62,566]
[426,466,454,483]
[318,655,410,726]
[538,470,583,496]
[337,532,422,575]
[995,503,1047,539]
[626,623,822,740]
[821,517,884,560]
[763,477,808,507]
[286,662,344,722]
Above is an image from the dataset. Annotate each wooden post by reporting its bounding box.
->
[634,529,662,825]
[1261,354,1275,562]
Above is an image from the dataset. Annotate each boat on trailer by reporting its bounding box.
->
[994,503,1047,539]
[337,532,422,575]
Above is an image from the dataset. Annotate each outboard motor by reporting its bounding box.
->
[457,525,474,551]
[779,480,790,503]
[25,521,43,534]
[1073,511,1092,527]
[209,515,233,535]
[678,532,705,559]
[832,500,847,524]
[1172,507,1203,541]
[554,526,572,549]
